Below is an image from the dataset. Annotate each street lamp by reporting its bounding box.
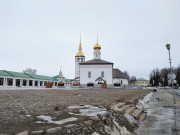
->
[166,44,176,104]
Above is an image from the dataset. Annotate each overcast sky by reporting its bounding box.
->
[0,0,180,79]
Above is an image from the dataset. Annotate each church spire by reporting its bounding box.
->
[76,34,84,57]
[59,67,63,78]
[96,35,98,43]
[79,34,82,51]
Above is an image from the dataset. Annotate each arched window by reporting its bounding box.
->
[87,82,94,87]
[114,82,121,86]
[77,58,80,62]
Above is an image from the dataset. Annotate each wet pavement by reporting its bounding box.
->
[136,89,180,135]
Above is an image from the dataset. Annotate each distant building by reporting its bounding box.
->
[134,78,149,86]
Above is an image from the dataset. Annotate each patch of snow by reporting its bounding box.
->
[79,106,107,117]
[67,105,93,110]
[68,105,107,117]
[36,115,78,125]
[124,113,138,125]
[91,132,100,135]
[136,92,153,110]
[113,120,132,135]
[104,120,132,135]
[25,115,31,117]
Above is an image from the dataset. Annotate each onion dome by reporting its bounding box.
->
[76,51,84,57]
[93,42,101,50]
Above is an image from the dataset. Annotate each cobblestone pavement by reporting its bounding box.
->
[136,89,180,135]
[0,88,151,134]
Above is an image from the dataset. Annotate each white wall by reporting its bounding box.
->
[113,78,128,85]
[80,64,113,85]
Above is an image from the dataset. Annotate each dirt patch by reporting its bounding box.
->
[0,88,151,134]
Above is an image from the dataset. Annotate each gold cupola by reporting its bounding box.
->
[76,35,84,57]
[93,35,101,50]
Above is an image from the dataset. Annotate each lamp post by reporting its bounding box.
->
[166,44,176,104]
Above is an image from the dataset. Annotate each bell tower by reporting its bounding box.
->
[75,35,85,79]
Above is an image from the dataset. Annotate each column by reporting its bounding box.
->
[27,80,29,86]
[20,79,23,87]
[38,81,40,87]
[32,80,35,87]
[13,78,16,86]
[42,81,45,87]
[3,78,7,86]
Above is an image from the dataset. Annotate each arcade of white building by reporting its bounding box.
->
[0,70,66,88]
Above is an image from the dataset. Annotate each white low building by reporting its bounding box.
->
[113,69,129,86]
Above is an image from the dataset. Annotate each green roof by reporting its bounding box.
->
[53,75,60,81]
[0,70,57,81]
[27,74,54,81]
[0,70,12,77]
[5,70,32,78]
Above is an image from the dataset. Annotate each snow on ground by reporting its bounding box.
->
[67,105,93,110]
[36,115,78,125]
[104,120,132,135]
[68,105,107,117]
[124,113,138,125]
[91,132,100,135]
[136,92,153,110]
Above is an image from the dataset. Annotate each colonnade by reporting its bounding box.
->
[0,77,58,87]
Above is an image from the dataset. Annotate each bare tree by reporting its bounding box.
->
[123,71,130,81]
[23,68,37,74]
[129,76,136,84]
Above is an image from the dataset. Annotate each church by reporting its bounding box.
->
[75,37,128,88]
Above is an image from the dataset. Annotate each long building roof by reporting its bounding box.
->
[0,70,57,81]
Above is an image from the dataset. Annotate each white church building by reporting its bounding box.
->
[75,37,128,88]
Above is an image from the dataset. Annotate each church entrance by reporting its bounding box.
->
[95,77,106,88]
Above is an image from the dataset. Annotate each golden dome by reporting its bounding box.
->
[93,42,101,50]
[76,51,84,57]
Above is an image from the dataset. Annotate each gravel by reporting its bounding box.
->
[0,88,151,134]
